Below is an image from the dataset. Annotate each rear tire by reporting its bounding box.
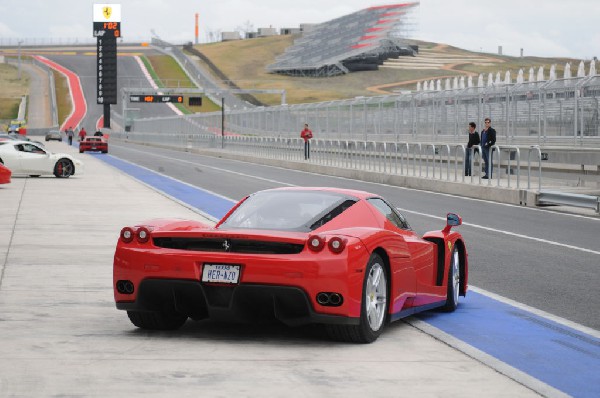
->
[127,310,187,330]
[441,247,460,312]
[326,253,388,343]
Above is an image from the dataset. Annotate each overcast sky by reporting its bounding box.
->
[0,0,597,59]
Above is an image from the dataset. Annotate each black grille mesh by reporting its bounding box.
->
[152,237,304,255]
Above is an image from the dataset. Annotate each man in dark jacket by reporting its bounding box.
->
[481,118,497,178]
[465,122,480,176]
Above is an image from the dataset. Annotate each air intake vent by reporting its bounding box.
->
[153,237,304,255]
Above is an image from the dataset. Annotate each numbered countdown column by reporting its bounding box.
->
[97,37,117,104]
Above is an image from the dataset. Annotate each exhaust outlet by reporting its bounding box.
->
[316,292,330,305]
[116,280,135,294]
[329,293,342,306]
[124,281,134,294]
[316,292,343,306]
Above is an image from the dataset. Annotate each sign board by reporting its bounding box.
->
[93,4,121,37]
[130,95,184,103]
[94,4,120,105]
[189,96,202,106]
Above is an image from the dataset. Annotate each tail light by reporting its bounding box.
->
[308,235,347,254]
[307,235,325,252]
[136,226,151,243]
[120,227,134,243]
[328,237,346,254]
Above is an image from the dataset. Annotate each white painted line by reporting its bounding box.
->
[116,144,600,257]
[133,55,183,116]
[395,207,600,256]
[118,145,296,187]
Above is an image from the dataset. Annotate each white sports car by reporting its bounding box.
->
[0,140,84,178]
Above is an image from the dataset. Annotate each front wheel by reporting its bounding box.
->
[441,247,460,312]
[326,253,388,343]
[54,158,74,178]
[127,310,187,330]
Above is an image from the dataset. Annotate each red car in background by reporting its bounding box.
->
[79,136,108,153]
[0,162,11,184]
[113,187,468,343]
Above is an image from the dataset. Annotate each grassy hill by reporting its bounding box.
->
[194,36,580,105]
[0,62,30,129]
[0,38,582,123]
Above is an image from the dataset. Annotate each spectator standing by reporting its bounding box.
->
[300,123,313,160]
[481,118,497,179]
[465,122,480,176]
[78,127,87,142]
[66,127,74,145]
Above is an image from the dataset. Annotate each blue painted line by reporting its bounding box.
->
[417,292,600,398]
[92,154,232,219]
[95,153,600,398]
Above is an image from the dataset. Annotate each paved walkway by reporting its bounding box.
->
[21,62,52,129]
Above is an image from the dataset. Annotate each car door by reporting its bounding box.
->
[0,143,21,172]
[366,198,419,312]
[17,143,51,174]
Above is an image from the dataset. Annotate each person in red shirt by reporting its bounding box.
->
[300,123,313,160]
[78,127,87,142]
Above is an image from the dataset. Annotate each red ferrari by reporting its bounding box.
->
[113,187,468,343]
[0,162,11,184]
[79,136,108,153]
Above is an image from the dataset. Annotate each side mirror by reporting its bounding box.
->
[443,213,462,233]
[447,213,462,226]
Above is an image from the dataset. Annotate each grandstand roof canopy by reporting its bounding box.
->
[267,3,418,77]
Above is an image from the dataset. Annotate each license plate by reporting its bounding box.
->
[202,263,240,284]
[91,146,97,150]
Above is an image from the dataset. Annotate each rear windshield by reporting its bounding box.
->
[219,190,357,232]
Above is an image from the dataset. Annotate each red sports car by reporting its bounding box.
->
[0,162,11,184]
[113,187,468,343]
[79,136,108,153]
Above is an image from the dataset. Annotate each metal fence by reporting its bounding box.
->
[122,73,600,147]
[110,130,544,191]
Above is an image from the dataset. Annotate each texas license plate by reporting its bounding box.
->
[202,264,240,284]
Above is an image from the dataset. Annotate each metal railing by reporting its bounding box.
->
[537,190,600,213]
[111,131,544,190]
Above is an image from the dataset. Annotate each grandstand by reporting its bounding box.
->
[266,3,418,77]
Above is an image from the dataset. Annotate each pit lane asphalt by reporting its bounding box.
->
[0,141,551,398]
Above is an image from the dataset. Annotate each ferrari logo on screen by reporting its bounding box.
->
[103,6,112,19]
[447,242,452,251]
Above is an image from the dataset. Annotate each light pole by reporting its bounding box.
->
[221,96,225,148]
[17,40,23,79]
